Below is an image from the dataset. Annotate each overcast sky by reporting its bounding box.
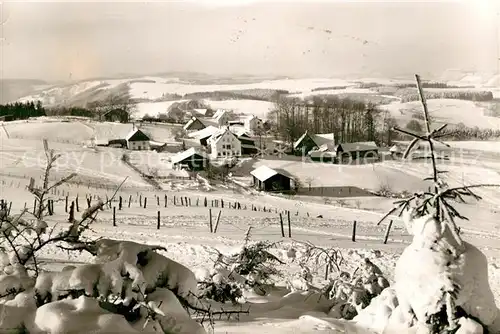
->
[1,0,499,81]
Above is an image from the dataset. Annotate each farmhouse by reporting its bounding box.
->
[208,127,241,159]
[232,128,258,155]
[102,108,129,123]
[192,108,214,118]
[308,143,338,162]
[243,115,264,133]
[336,141,379,160]
[308,141,379,163]
[187,126,220,147]
[183,116,218,132]
[212,109,230,127]
[125,128,151,150]
[250,165,295,192]
[171,147,209,171]
[293,131,335,155]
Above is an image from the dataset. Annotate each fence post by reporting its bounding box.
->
[65,196,68,213]
[287,211,291,238]
[383,220,393,244]
[128,195,132,208]
[352,221,357,242]
[157,211,161,230]
[76,196,79,212]
[209,209,213,233]
[87,196,91,208]
[164,195,168,208]
[113,207,116,227]
[33,199,37,215]
[69,201,75,221]
[157,196,160,206]
[214,210,222,233]
[144,197,147,209]
[279,213,285,237]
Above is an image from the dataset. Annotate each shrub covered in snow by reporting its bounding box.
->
[198,241,283,304]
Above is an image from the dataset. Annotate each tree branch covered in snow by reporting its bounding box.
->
[377,75,500,250]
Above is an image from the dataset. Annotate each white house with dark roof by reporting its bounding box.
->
[125,128,151,150]
[207,127,241,159]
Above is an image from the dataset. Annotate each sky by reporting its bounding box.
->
[0,0,499,82]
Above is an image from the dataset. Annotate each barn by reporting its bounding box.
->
[336,141,379,160]
[250,165,294,193]
[171,147,209,171]
[102,108,129,123]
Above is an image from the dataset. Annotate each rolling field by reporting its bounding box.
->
[5,73,500,332]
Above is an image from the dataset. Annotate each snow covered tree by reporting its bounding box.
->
[362,74,500,333]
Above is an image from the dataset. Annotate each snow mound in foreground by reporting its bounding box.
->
[353,210,499,333]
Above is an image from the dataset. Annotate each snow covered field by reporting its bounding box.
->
[1,120,500,332]
[380,99,500,129]
[4,72,500,332]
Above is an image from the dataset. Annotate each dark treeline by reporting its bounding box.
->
[441,123,500,141]
[269,96,395,146]
[45,107,95,118]
[399,90,493,103]
[0,101,46,120]
[395,82,475,89]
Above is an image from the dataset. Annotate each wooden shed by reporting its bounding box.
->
[102,108,129,123]
[171,147,209,171]
[250,166,294,193]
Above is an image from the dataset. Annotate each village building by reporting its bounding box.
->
[212,109,230,127]
[125,128,151,150]
[171,147,209,171]
[102,108,129,123]
[250,165,295,192]
[336,141,379,160]
[191,108,215,118]
[308,141,379,163]
[207,127,241,160]
[293,131,336,155]
[187,126,220,147]
[0,115,14,122]
[108,139,127,148]
[183,116,218,132]
[389,144,403,158]
[243,115,264,133]
[232,128,258,155]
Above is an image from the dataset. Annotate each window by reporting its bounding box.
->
[218,152,221,157]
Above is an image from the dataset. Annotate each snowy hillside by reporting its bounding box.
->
[380,99,500,129]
